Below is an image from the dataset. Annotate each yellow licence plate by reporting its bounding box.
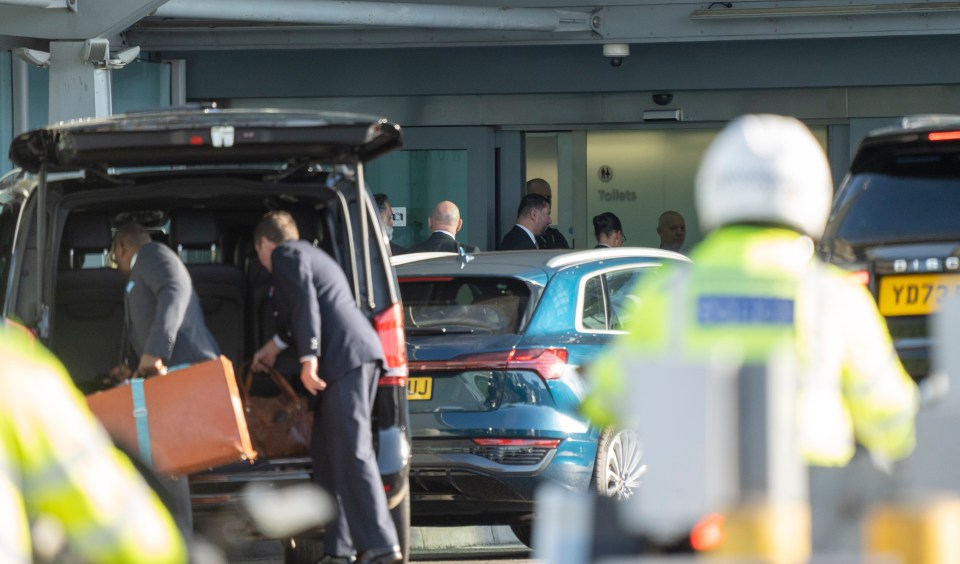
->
[407,376,433,400]
[878,274,960,316]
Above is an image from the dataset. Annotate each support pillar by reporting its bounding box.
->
[48,41,111,123]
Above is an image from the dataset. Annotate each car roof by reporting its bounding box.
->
[393,248,690,285]
[851,114,960,174]
[865,115,960,139]
[9,107,403,173]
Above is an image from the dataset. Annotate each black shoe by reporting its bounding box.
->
[318,555,355,564]
[356,545,402,564]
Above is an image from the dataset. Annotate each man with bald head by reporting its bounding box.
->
[657,210,687,253]
[526,178,569,249]
[405,200,480,254]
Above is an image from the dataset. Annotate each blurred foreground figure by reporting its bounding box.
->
[577,114,918,560]
[0,327,186,563]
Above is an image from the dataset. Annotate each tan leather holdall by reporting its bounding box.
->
[86,356,257,475]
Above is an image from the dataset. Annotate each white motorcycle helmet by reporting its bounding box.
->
[695,114,833,239]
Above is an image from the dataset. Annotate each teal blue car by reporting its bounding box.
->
[393,248,690,547]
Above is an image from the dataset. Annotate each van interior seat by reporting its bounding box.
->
[53,212,125,393]
[170,209,245,366]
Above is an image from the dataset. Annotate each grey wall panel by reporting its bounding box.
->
[227,85,960,129]
[170,36,960,101]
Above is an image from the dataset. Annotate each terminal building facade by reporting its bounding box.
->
[3,1,960,250]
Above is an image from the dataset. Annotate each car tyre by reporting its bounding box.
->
[283,537,325,564]
[593,427,645,500]
[391,492,411,562]
[509,524,533,549]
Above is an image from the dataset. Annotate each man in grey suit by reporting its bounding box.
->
[111,222,220,377]
[251,211,401,564]
[110,221,221,540]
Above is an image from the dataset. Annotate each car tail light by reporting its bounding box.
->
[689,513,726,552]
[472,438,561,448]
[507,347,569,380]
[413,347,569,381]
[848,269,871,285]
[929,131,960,142]
[470,437,561,465]
[374,303,408,386]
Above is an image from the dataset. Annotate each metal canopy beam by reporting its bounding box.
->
[154,0,594,32]
[0,0,168,40]
[129,0,960,51]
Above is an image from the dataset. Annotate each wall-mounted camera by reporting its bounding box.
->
[652,93,674,106]
[603,43,630,68]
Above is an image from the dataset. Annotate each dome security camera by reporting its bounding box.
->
[603,44,630,68]
[652,93,674,106]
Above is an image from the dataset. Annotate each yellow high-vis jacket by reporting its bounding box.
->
[582,225,919,466]
[0,328,187,563]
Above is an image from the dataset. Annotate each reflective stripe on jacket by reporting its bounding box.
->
[0,329,187,563]
[582,225,919,466]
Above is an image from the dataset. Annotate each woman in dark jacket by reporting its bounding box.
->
[593,212,626,248]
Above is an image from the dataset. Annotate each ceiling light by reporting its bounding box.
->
[15,47,50,68]
[691,2,960,19]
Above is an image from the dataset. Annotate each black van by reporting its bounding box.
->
[1,107,411,562]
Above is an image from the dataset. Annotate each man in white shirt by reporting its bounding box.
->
[499,194,552,250]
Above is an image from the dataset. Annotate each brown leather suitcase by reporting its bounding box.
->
[86,356,257,475]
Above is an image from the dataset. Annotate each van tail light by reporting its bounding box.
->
[929,131,960,142]
[374,303,408,386]
[411,347,569,381]
[689,513,726,552]
[849,269,871,285]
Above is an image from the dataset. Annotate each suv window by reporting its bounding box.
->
[826,172,960,246]
[400,277,530,335]
[581,276,607,330]
[578,267,650,332]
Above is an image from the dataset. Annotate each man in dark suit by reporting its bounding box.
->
[373,193,406,255]
[110,221,221,540]
[499,193,552,250]
[111,222,221,375]
[251,211,401,564]
[526,178,570,249]
[405,200,479,254]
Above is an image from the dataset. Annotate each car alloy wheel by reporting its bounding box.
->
[595,428,645,500]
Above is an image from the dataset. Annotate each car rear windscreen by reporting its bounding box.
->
[828,172,960,245]
[399,277,531,335]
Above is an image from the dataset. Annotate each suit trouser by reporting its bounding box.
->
[311,361,398,556]
[160,475,193,544]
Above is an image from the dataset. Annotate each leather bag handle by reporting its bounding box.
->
[238,360,302,407]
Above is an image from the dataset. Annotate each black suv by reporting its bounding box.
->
[820,115,960,383]
[1,108,411,561]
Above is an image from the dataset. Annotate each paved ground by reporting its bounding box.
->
[224,526,528,563]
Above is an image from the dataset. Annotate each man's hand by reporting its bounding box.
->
[105,364,133,387]
[136,354,167,378]
[300,356,326,395]
[253,339,282,372]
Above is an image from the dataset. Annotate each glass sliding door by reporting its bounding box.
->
[364,127,499,252]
